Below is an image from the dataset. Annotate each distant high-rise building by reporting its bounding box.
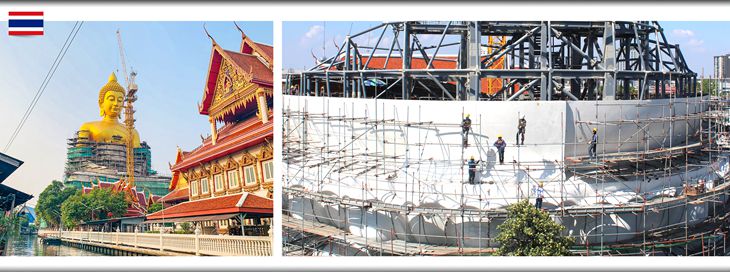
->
[714,54,730,80]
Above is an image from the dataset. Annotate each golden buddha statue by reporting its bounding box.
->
[78,73,141,147]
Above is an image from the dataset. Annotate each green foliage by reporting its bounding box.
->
[35,181,78,228]
[179,222,193,233]
[60,188,130,229]
[0,213,20,240]
[495,200,573,256]
[146,202,163,214]
[700,79,720,96]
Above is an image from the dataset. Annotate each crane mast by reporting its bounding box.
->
[117,30,137,188]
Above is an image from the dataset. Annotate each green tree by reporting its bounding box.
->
[60,188,129,229]
[495,200,573,256]
[35,181,78,228]
[700,79,721,96]
[146,202,163,214]
[60,193,88,229]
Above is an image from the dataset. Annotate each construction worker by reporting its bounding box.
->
[467,156,481,184]
[534,182,545,209]
[462,114,472,147]
[516,116,526,146]
[589,128,598,159]
[494,135,507,165]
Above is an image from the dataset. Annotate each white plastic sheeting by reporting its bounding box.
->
[284,95,727,246]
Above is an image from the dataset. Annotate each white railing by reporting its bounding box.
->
[39,230,272,256]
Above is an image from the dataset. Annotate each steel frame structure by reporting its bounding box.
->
[286,21,697,101]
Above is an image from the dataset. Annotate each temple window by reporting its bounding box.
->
[190,180,199,196]
[201,177,210,194]
[244,165,257,186]
[227,170,240,188]
[262,160,274,182]
[214,174,224,192]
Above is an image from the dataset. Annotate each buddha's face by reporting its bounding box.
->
[101,90,124,118]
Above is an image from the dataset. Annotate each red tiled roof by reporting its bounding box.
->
[146,193,272,220]
[355,56,457,70]
[254,42,273,61]
[339,56,507,95]
[158,188,189,203]
[223,49,273,84]
[171,117,273,172]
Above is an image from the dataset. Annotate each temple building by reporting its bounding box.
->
[63,74,170,197]
[147,27,273,236]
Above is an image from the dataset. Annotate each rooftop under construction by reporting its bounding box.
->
[282,21,730,256]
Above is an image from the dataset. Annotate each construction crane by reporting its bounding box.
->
[485,35,507,95]
[117,29,138,189]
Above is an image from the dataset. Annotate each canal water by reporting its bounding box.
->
[6,234,105,256]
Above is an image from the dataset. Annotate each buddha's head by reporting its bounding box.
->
[98,73,126,119]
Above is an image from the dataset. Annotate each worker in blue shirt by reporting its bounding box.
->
[589,128,598,159]
[494,135,507,165]
[467,156,481,184]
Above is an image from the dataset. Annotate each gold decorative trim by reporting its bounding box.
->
[224,157,239,170]
[210,58,260,122]
[257,144,273,161]
[191,170,201,180]
[240,153,257,166]
[210,162,223,174]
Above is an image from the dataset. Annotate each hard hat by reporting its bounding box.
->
[470,156,475,160]
[497,134,502,138]
[539,182,544,187]
[592,128,597,132]
[465,114,470,118]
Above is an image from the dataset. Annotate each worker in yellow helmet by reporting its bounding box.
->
[589,128,598,159]
[462,114,472,147]
[534,182,545,209]
[494,135,507,165]
[467,155,481,184]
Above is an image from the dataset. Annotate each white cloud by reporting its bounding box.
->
[304,25,323,39]
[672,29,695,37]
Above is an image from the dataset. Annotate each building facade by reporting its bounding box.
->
[148,27,273,237]
[714,54,730,80]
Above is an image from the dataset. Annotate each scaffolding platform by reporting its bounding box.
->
[282,214,495,256]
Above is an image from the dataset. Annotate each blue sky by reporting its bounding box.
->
[0,21,272,204]
[284,21,730,75]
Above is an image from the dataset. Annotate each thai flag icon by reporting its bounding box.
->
[8,11,44,36]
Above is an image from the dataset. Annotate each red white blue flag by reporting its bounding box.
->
[8,11,44,36]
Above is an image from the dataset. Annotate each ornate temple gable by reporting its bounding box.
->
[209,57,259,123]
[240,152,257,166]
[257,144,273,161]
[210,162,224,174]
[224,156,239,170]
